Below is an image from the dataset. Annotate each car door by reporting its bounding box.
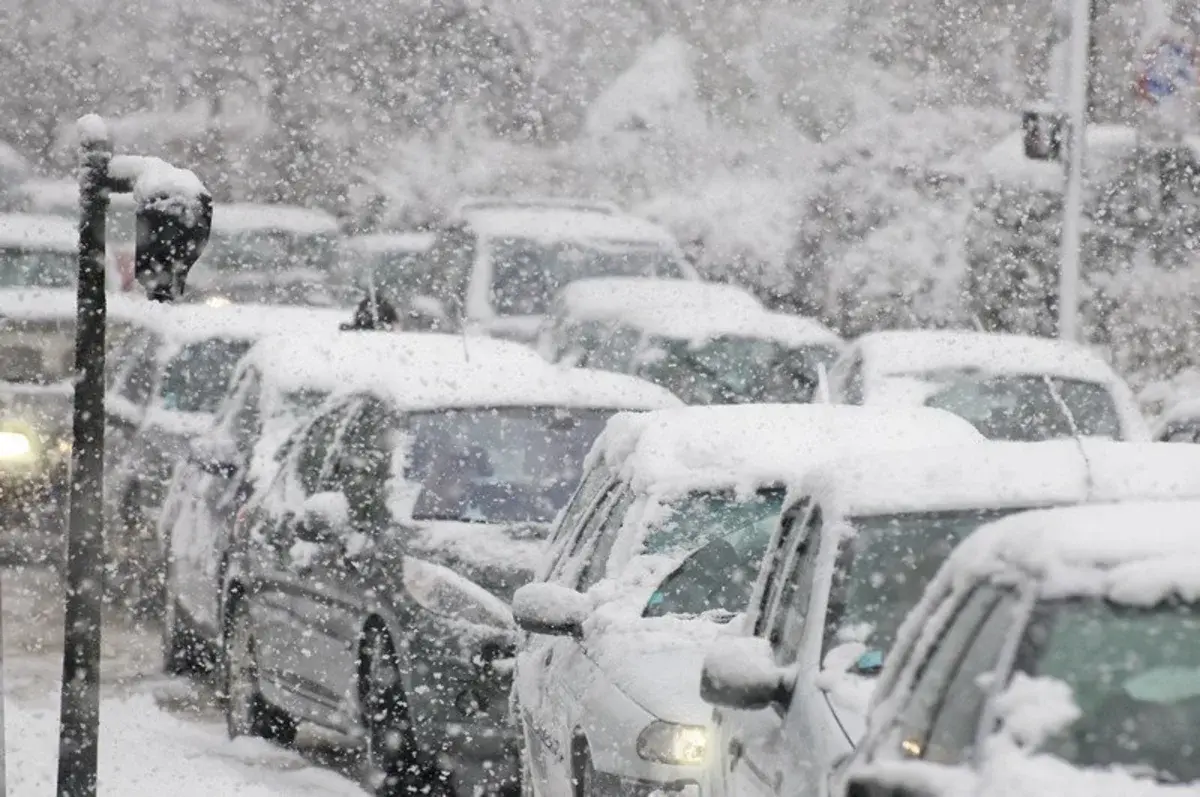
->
[523,485,625,795]
[724,504,821,797]
[292,396,399,716]
[249,399,358,709]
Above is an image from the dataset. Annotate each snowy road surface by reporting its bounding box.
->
[2,565,365,795]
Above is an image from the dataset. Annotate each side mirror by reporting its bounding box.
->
[296,491,350,543]
[511,582,588,637]
[189,435,241,477]
[700,637,795,710]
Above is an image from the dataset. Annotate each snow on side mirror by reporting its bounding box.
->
[512,582,588,637]
[111,155,213,302]
[700,636,795,710]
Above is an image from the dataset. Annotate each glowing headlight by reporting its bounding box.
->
[0,431,33,459]
[205,296,232,308]
[57,438,72,456]
[636,720,708,765]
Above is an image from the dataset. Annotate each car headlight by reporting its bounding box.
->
[204,296,232,308]
[0,431,34,460]
[636,720,708,765]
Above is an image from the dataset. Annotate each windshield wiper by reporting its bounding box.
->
[410,513,493,523]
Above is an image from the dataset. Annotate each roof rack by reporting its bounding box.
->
[451,195,621,219]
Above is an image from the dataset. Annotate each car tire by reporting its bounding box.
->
[358,627,450,797]
[222,595,296,746]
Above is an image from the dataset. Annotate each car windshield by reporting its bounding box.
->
[824,507,1024,663]
[489,237,684,316]
[204,231,338,274]
[919,372,1122,441]
[640,337,841,404]
[159,339,254,414]
[0,249,75,288]
[281,388,329,417]
[408,407,612,524]
[642,488,787,618]
[1020,598,1200,784]
[353,250,427,296]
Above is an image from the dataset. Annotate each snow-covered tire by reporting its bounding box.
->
[358,627,450,796]
[222,595,296,745]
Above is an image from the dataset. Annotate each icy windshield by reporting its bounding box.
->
[204,231,338,274]
[489,236,683,316]
[408,407,612,524]
[0,250,75,288]
[918,372,1122,441]
[643,488,786,618]
[1020,598,1200,784]
[824,507,1024,664]
[640,337,841,404]
[159,339,254,414]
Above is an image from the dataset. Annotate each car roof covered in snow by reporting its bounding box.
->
[588,404,983,502]
[344,231,435,255]
[555,277,840,347]
[349,334,683,413]
[211,203,340,236]
[463,205,678,247]
[0,212,79,252]
[794,439,1200,519]
[855,329,1120,385]
[942,499,1200,604]
[128,302,348,349]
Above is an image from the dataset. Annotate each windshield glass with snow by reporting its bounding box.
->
[1019,598,1200,784]
[639,337,840,404]
[204,231,338,274]
[824,507,1023,664]
[408,407,612,524]
[159,339,254,414]
[642,488,786,618]
[919,372,1122,441]
[0,250,75,288]
[489,236,683,316]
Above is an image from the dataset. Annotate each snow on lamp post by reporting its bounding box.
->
[55,115,212,797]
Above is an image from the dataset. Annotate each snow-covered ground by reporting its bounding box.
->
[1,566,364,795]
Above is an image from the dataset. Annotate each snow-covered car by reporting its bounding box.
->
[103,302,348,610]
[834,500,1200,797]
[160,330,476,673]
[412,199,697,341]
[537,276,844,404]
[184,203,351,308]
[220,344,680,796]
[1152,397,1200,443]
[699,440,1200,797]
[826,330,1149,441]
[509,404,982,797]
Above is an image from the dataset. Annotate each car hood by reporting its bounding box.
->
[407,519,548,602]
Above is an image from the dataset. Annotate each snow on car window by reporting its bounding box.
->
[825,507,1022,663]
[203,230,338,274]
[158,339,253,414]
[489,237,681,316]
[640,336,839,404]
[921,372,1122,440]
[0,250,75,288]
[1018,598,1200,784]
[405,407,612,524]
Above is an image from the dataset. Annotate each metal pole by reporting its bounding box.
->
[0,567,7,797]
[56,118,110,797]
[1059,0,1092,342]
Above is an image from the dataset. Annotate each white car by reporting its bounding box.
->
[415,198,698,342]
[825,329,1148,441]
[537,277,843,405]
[699,439,1200,797]
[834,500,1200,797]
[510,404,983,797]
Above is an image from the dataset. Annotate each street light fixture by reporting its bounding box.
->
[55,115,212,797]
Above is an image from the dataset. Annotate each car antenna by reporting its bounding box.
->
[1042,374,1095,497]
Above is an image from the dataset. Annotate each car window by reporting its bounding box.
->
[889,586,1001,761]
[845,353,864,404]
[118,337,160,406]
[576,490,636,592]
[327,397,398,527]
[587,325,642,372]
[752,500,811,637]
[766,508,822,665]
[297,401,357,495]
[159,338,254,414]
[1162,422,1200,444]
[923,589,1020,765]
[425,227,473,318]
[231,370,263,452]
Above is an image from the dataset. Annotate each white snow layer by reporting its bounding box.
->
[0,213,79,252]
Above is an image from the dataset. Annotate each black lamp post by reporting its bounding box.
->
[55,114,212,797]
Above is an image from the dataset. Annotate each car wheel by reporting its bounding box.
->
[222,595,296,745]
[358,627,450,797]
